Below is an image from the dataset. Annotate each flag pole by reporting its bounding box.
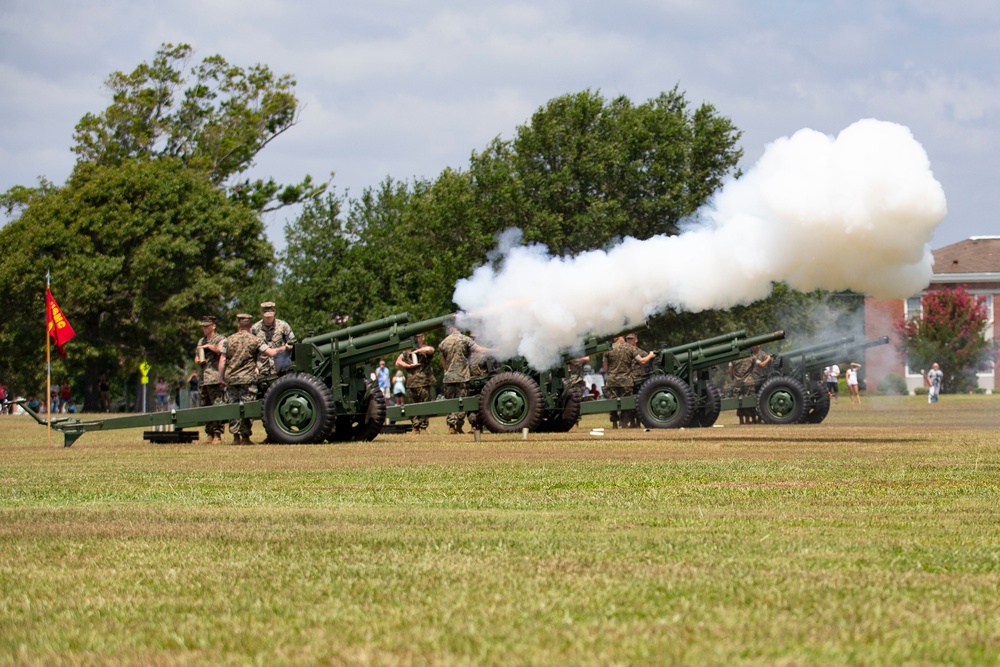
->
[46,270,51,446]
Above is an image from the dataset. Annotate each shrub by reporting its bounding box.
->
[914,386,929,396]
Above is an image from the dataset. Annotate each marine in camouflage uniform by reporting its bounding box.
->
[439,325,477,434]
[603,337,635,429]
[625,334,655,428]
[195,316,226,443]
[219,314,270,444]
[250,301,296,399]
[395,333,436,433]
[729,355,756,425]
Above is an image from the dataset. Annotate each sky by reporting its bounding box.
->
[1,0,998,254]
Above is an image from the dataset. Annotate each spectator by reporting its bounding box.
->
[99,373,111,412]
[824,364,841,403]
[155,376,169,412]
[0,381,7,414]
[847,362,862,404]
[375,359,391,401]
[59,380,72,413]
[187,371,199,407]
[27,395,41,414]
[926,362,943,404]
[392,370,406,406]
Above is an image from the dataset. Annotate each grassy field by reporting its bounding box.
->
[2,395,999,665]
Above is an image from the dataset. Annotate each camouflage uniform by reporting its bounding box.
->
[626,342,653,428]
[604,338,636,428]
[729,356,755,424]
[197,330,226,439]
[439,330,475,433]
[402,345,436,432]
[250,316,296,396]
[221,328,264,440]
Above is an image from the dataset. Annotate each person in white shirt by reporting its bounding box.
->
[846,362,862,404]
[824,364,841,403]
[926,362,943,404]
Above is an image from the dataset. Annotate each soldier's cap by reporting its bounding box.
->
[200,316,217,326]
[236,313,253,323]
[260,301,276,312]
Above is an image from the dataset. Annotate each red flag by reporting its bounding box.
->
[46,288,76,357]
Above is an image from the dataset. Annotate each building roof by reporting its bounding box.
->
[933,236,1000,274]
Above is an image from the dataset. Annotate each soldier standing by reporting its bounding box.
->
[603,336,655,429]
[439,323,479,434]
[625,333,655,428]
[250,301,296,396]
[218,314,281,444]
[395,333,436,434]
[195,316,226,444]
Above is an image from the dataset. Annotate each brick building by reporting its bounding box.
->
[864,236,1000,393]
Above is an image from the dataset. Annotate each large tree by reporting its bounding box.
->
[71,43,324,212]
[895,286,994,393]
[0,159,273,408]
[468,88,743,254]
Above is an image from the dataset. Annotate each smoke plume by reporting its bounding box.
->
[453,119,947,369]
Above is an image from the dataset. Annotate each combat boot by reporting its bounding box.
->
[232,434,242,445]
[242,435,254,445]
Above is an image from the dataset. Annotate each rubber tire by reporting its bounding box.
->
[478,371,544,433]
[801,384,831,424]
[756,376,807,425]
[331,381,387,442]
[537,387,582,433]
[262,373,337,444]
[691,380,722,428]
[636,374,694,429]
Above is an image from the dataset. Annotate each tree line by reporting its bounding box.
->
[7,44,953,410]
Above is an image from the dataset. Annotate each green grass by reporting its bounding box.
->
[2,395,999,665]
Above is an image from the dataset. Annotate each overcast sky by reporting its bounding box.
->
[2,0,997,253]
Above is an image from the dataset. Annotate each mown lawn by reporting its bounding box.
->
[1,395,999,665]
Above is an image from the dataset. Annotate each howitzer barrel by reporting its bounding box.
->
[301,312,412,346]
[669,330,785,369]
[315,314,453,359]
[581,321,648,356]
[661,329,746,357]
[777,336,856,359]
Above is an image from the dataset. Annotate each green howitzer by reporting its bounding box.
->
[579,329,786,429]
[730,334,892,425]
[386,321,650,435]
[578,321,649,357]
[31,312,452,447]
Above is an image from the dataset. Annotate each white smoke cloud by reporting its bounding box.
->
[453,118,947,369]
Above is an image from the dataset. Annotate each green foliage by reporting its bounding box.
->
[71,43,324,211]
[895,286,994,393]
[468,88,743,253]
[879,372,908,396]
[0,158,274,403]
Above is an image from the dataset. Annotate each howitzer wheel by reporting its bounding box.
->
[479,371,544,433]
[801,384,831,424]
[536,387,582,433]
[691,380,722,428]
[636,374,694,429]
[262,373,337,444]
[756,376,807,425]
[330,380,386,442]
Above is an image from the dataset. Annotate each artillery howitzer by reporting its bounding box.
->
[740,334,891,425]
[27,312,451,446]
[385,322,649,434]
[592,329,787,429]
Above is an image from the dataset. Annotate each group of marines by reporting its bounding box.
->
[194,301,296,444]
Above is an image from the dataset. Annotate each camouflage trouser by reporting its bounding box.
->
[225,383,258,437]
[408,385,431,431]
[443,382,471,431]
[733,380,755,422]
[604,385,635,428]
[200,384,226,437]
